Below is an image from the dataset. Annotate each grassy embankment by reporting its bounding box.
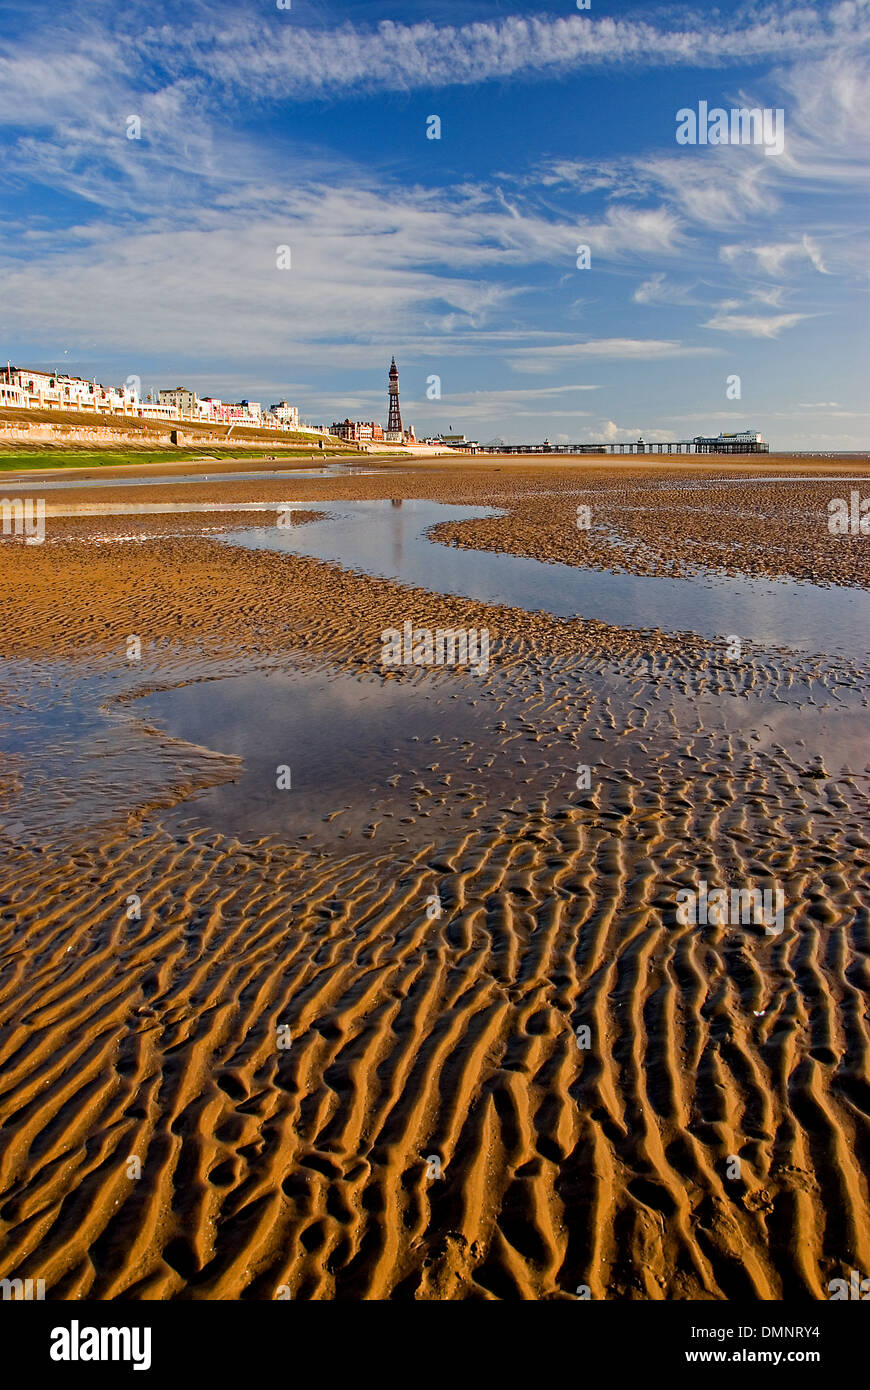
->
[0,404,367,469]
[0,447,372,471]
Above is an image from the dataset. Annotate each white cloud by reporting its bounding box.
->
[509,339,719,372]
[138,5,869,101]
[770,51,870,186]
[2,4,866,130]
[432,384,601,402]
[585,420,677,443]
[0,166,697,369]
[749,286,787,307]
[633,273,698,305]
[703,310,809,337]
[720,235,829,276]
[369,383,603,426]
[0,197,516,364]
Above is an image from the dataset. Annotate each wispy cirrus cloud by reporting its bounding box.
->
[633,273,699,306]
[703,309,809,338]
[0,178,694,367]
[138,3,867,100]
[1,1,866,122]
[720,235,829,276]
[400,382,603,418]
[508,339,718,373]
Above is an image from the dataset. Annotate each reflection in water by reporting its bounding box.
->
[136,667,500,846]
[390,498,404,569]
[220,499,870,657]
[135,663,869,849]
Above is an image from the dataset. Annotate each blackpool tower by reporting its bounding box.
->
[386,357,403,437]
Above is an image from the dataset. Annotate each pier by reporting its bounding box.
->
[459,431,769,456]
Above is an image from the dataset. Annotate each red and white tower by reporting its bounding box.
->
[386,357,403,437]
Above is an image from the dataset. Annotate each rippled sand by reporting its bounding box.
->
[0,458,868,1300]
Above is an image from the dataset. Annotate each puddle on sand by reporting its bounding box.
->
[2,660,514,850]
[0,659,234,847]
[134,665,870,849]
[2,653,865,855]
[134,667,547,848]
[219,499,870,658]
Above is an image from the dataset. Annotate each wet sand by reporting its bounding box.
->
[0,458,868,1300]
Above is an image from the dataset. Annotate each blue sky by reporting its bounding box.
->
[1,0,868,446]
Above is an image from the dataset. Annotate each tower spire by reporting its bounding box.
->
[387,356,403,437]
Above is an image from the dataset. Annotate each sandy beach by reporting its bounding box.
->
[1,455,868,1300]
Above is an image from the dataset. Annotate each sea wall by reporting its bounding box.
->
[0,421,337,451]
[0,422,167,445]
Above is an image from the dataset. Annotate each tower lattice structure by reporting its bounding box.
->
[387,357,403,435]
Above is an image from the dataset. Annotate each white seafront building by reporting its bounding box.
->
[0,365,300,432]
[0,365,139,414]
